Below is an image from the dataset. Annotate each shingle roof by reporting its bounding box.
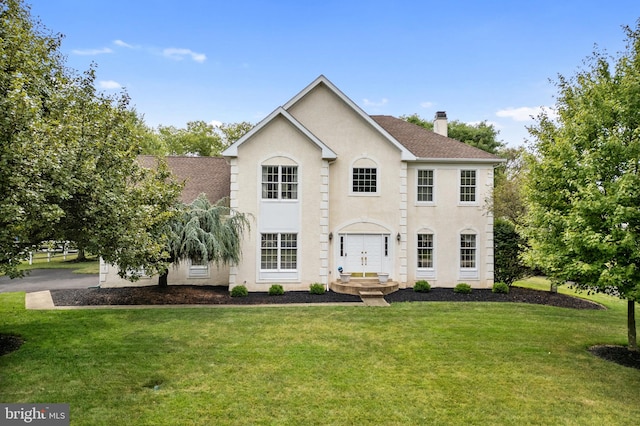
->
[370,115,501,161]
[138,156,230,204]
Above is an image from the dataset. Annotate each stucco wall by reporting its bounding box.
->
[99,259,230,288]
[231,114,326,292]
[288,83,406,285]
[405,163,495,288]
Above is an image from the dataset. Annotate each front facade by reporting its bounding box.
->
[223,76,502,292]
[100,76,503,291]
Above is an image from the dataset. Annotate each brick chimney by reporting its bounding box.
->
[433,111,448,137]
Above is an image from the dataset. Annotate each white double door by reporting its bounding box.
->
[343,234,386,275]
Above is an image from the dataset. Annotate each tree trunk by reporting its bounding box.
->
[628,300,637,352]
[76,247,86,262]
[158,270,168,288]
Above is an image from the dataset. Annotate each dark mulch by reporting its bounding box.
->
[4,285,639,370]
[47,285,606,309]
[0,334,24,356]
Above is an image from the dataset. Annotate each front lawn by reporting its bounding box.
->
[1,285,639,425]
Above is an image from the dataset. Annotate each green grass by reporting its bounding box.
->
[1,283,639,425]
[17,253,99,274]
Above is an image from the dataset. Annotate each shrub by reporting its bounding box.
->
[414,280,431,292]
[230,285,248,297]
[309,283,325,295]
[454,283,472,294]
[268,284,284,296]
[494,218,530,285]
[492,282,510,294]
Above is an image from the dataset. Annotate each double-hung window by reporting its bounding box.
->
[261,233,297,270]
[417,169,434,202]
[262,166,298,200]
[459,170,476,203]
[417,234,434,268]
[460,234,477,269]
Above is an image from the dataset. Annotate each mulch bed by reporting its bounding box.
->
[47,285,605,309]
[3,285,639,370]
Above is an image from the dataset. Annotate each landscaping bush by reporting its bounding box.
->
[230,285,248,297]
[268,284,285,296]
[414,280,431,292]
[454,283,472,294]
[492,282,510,294]
[309,283,325,295]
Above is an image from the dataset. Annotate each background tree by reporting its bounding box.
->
[147,120,253,157]
[402,113,504,154]
[0,0,181,277]
[158,194,250,287]
[522,22,640,352]
[492,146,528,225]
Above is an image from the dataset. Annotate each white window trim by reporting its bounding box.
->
[459,231,479,279]
[259,233,299,277]
[458,169,479,206]
[261,165,299,201]
[349,157,380,197]
[416,231,436,279]
[415,168,436,206]
[188,260,210,279]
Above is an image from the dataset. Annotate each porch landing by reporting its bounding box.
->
[330,278,398,306]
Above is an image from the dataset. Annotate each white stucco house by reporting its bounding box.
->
[101,75,504,292]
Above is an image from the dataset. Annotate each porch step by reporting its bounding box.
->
[358,290,390,307]
[330,279,399,296]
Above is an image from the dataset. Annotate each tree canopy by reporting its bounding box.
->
[158,194,250,287]
[402,113,504,154]
[522,22,640,351]
[0,0,181,277]
[141,120,253,157]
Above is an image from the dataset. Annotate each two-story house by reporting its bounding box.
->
[223,75,502,292]
[100,75,503,292]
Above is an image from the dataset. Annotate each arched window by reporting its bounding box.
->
[351,157,378,195]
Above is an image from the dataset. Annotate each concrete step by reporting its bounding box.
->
[330,280,399,296]
[358,290,390,307]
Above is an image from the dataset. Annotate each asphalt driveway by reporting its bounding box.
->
[0,269,99,293]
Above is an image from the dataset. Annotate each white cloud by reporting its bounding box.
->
[162,48,206,63]
[98,80,122,90]
[496,106,557,122]
[71,47,113,55]
[420,101,434,108]
[467,120,502,129]
[363,98,388,107]
[113,39,135,48]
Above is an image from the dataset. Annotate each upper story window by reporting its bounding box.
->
[352,168,377,193]
[460,170,477,203]
[417,169,434,202]
[262,165,297,200]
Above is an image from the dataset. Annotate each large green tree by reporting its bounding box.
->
[522,22,640,351]
[402,113,504,154]
[0,0,181,277]
[158,194,250,287]
[146,120,253,157]
[0,0,70,276]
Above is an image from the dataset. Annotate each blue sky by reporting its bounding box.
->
[28,0,640,147]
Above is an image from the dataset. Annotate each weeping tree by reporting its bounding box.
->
[522,22,640,352]
[158,194,250,287]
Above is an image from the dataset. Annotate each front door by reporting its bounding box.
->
[342,234,384,276]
